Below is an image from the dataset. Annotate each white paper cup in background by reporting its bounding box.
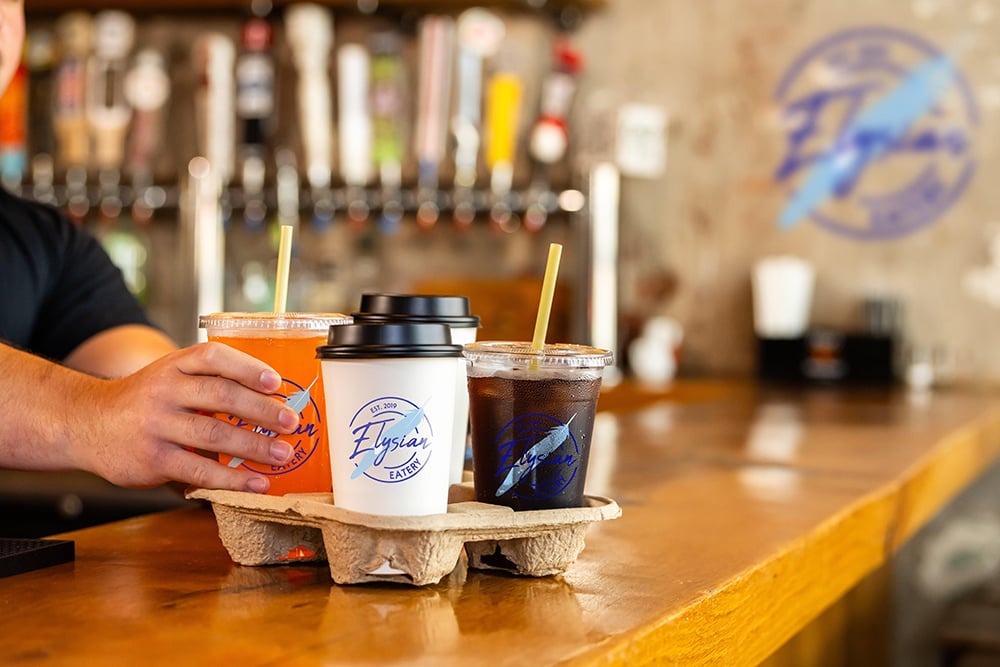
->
[752,256,815,338]
[317,322,463,516]
[352,294,481,486]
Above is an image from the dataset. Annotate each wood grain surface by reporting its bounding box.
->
[3,381,1000,666]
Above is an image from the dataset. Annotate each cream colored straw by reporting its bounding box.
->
[531,243,563,353]
[274,224,294,313]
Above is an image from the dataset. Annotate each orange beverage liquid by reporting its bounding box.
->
[200,313,351,495]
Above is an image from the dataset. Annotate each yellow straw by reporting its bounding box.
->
[531,243,563,353]
[273,224,294,313]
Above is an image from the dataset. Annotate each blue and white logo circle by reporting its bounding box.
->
[774,26,978,240]
[348,396,434,484]
[495,413,579,501]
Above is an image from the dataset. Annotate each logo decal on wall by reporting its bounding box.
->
[774,26,978,240]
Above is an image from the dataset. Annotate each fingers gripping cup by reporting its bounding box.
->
[464,342,614,511]
[318,322,464,516]
[199,312,352,495]
[352,293,481,486]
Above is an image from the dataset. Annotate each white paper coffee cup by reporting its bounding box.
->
[318,322,463,516]
[352,293,481,486]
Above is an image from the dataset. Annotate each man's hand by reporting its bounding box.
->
[0,341,300,493]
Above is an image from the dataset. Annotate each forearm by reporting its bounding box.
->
[0,343,102,471]
[64,324,178,378]
[0,340,300,491]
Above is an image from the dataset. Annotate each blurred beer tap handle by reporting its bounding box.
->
[285,4,334,232]
[525,40,583,233]
[451,8,505,230]
[530,40,582,168]
[377,168,405,235]
[55,14,91,224]
[27,28,56,152]
[88,11,135,225]
[95,168,123,224]
[236,14,275,232]
[240,153,267,231]
[64,164,90,224]
[30,154,57,207]
[275,147,300,231]
[26,27,56,201]
[485,70,522,233]
[414,15,455,230]
[370,30,406,235]
[53,12,92,180]
[192,32,236,223]
[338,43,373,228]
[123,48,171,223]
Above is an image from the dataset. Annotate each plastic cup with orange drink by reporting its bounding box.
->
[199,312,352,495]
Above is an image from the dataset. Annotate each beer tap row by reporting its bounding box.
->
[6,4,590,233]
[21,172,586,230]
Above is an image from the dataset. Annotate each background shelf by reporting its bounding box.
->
[26,0,605,14]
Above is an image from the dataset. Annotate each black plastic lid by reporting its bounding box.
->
[353,293,481,328]
[317,322,464,359]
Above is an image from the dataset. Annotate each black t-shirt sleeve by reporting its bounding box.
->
[33,219,151,361]
[0,191,151,361]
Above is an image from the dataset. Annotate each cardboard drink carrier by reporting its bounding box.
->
[187,483,620,586]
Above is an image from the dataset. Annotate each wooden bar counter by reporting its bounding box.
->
[3,380,1000,666]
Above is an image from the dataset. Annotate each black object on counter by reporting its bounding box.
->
[757,331,896,385]
[0,537,75,578]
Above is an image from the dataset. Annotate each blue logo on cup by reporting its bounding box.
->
[495,413,578,501]
[226,376,322,475]
[348,396,434,483]
[774,26,978,239]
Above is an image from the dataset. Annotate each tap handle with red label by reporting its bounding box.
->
[525,40,583,232]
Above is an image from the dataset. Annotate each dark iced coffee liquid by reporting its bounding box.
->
[468,374,601,510]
